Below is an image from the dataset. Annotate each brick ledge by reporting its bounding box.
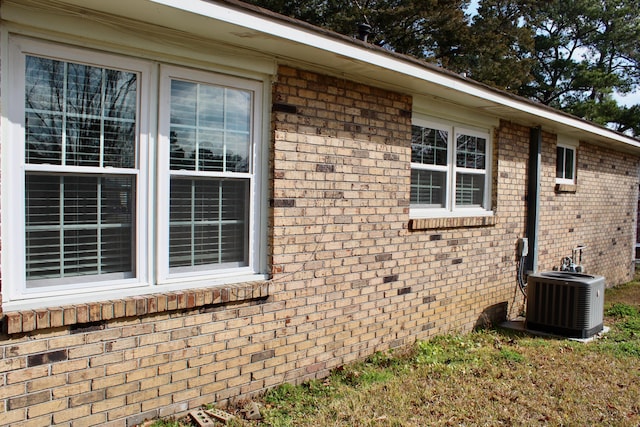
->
[2,281,269,335]
[555,183,577,193]
[409,215,497,230]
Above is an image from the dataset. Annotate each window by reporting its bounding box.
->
[556,143,576,185]
[410,117,492,218]
[158,66,262,283]
[24,57,139,289]
[3,38,265,309]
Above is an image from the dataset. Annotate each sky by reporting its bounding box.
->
[466,0,479,15]
[616,92,640,107]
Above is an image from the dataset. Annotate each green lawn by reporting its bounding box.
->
[154,274,640,426]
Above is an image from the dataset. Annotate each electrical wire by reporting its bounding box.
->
[517,254,527,297]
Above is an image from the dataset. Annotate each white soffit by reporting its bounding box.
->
[17,0,640,152]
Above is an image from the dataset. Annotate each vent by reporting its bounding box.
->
[526,271,604,338]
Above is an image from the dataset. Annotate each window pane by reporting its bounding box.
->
[25,174,135,285]
[66,117,101,166]
[170,80,197,126]
[66,63,103,117]
[198,130,224,171]
[556,146,565,179]
[63,229,98,277]
[169,178,248,269]
[410,169,446,208]
[25,56,137,168]
[226,90,251,132]
[456,173,485,206]
[556,146,575,181]
[170,128,197,170]
[25,57,65,165]
[411,126,448,166]
[565,148,574,180]
[226,132,251,172]
[104,119,136,168]
[198,84,224,128]
[456,134,486,169]
[169,80,251,173]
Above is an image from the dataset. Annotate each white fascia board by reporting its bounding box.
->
[150,0,465,89]
[9,0,633,149]
[151,0,640,150]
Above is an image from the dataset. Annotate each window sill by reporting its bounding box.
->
[555,183,577,193]
[1,281,269,335]
[409,215,497,230]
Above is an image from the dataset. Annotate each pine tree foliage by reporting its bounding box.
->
[245,0,640,137]
[245,0,472,64]
[463,0,535,91]
[520,0,640,134]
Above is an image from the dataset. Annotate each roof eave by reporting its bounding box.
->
[35,0,640,152]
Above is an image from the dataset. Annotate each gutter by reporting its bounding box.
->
[150,0,640,151]
[22,0,640,151]
[526,127,542,274]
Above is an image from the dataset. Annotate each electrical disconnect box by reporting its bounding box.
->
[518,238,528,257]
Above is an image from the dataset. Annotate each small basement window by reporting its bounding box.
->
[556,137,577,185]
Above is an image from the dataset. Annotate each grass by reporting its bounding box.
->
[152,273,640,426]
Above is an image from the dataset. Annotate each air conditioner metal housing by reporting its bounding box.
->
[526,271,604,338]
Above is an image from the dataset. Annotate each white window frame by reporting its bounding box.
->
[410,116,493,219]
[556,137,577,185]
[157,65,263,285]
[3,37,152,304]
[1,37,267,310]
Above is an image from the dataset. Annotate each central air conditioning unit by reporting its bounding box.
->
[526,271,604,339]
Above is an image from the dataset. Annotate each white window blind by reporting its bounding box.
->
[25,175,134,285]
[169,178,248,269]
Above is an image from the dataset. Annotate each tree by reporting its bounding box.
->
[462,0,535,91]
[377,0,471,68]
[520,0,640,134]
[244,0,472,66]
[247,0,640,137]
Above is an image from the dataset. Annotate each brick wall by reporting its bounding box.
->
[0,65,637,426]
[0,300,278,426]
[269,66,528,357]
[537,134,638,283]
